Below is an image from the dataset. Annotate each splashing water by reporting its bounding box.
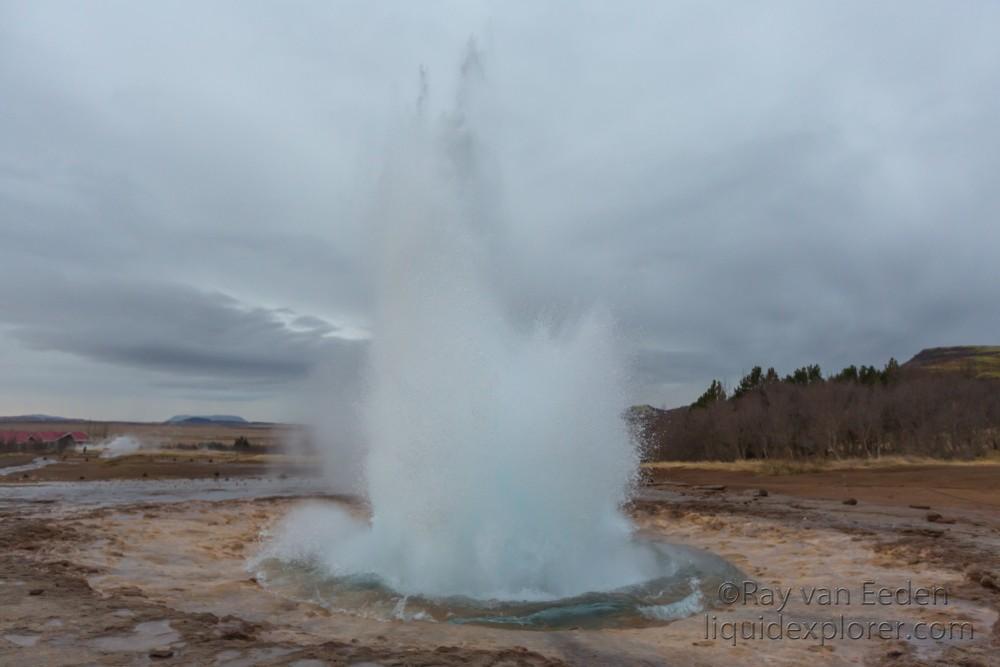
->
[258,44,739,623]
[100,435,143,459]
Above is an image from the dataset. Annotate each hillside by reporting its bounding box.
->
[902,346,1000,379]
[165,415,248,425]
[0,414,74,423]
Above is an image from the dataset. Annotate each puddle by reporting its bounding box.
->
[215,647,296,666]
[0,476,331,508]
[4,634,41,647]
[0,458,57,477]
[89,619,180,652]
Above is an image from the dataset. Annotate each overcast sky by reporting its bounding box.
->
[2,2,999,421]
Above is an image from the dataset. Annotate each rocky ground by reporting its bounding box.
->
[1,456,998,666]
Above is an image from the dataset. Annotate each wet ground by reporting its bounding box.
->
[1,456,998,666]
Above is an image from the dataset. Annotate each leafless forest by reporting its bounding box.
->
[633,362,1000,461]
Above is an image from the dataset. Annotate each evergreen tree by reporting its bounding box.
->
[881,357,900,384]
[784,364,824,385]
[733,366,764,398]
[834,365,859,382]
[859,365,880,386]
[692,379,727,408]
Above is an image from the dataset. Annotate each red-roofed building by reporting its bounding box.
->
[0,430,88,453]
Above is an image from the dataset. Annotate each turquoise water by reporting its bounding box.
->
[254,540,741,630]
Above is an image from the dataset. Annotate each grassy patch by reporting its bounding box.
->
[643,453,1000,475]
[910,346,1000,379]
[95,450,308,466]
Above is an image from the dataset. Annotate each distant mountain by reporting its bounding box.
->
[903,346,1000,379]
[0,414,74,423]
[165,415,248,425]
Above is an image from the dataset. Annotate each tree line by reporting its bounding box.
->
[639,359,1000,461]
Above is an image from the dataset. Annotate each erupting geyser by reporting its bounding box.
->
[257,44,738,627]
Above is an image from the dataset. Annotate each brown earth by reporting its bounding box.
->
[0,450,312,483]
[0,419,296,450]
[2,459,999,666]
[645,461,1000,511]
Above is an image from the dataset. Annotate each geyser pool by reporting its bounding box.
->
[257,44,739,626]
[254,501,741,629]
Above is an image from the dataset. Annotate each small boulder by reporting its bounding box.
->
[149,647,174,659]
[842,498,858,506]
[754,488,769,497]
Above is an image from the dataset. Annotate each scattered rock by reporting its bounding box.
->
[695,485,726,492]
[926,512,943,522]
[149,647,174,659]
[28,588,44,596]
[113,586,146,598]
[843,498,858,505]
[754,488,769,497]
[212,616,259,642]
[909,504,931,510]
[901,527,944,538]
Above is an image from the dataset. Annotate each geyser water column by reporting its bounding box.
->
[358,46,655,600]
[257,45,740,623]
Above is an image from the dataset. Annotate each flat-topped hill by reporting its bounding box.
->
[903,346,1000,379]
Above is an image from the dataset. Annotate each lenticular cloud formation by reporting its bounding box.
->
[265,44,664,601]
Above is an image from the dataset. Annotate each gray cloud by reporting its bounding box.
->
[0,277,364,385]
[2,2,999,418]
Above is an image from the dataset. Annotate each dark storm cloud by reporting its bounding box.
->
[0,278,364,385]
[1,2,999,418]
